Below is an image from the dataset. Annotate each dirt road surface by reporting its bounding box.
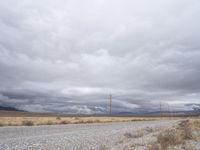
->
[0,120,176,150]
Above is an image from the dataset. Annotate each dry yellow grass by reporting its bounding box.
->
[0,116,159,126]
[0,111,186,126]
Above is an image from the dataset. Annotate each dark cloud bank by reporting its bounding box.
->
[0,0,200,114]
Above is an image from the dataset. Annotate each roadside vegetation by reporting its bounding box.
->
[147,119,200,150]
[1,111,199,127]
[0,115,158,126]
[110,119,200,150]
[22,120,34,126]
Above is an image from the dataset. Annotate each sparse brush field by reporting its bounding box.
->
[0,116,160,126]
[0,111,167,126]
[0,111,197,127]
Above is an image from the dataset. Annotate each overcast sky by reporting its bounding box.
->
[0,0,200,114]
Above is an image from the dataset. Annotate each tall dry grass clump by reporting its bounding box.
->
[147,144,161,150]
[59,120,70,124]
[46,121,53,125]
[178,120,194,140]
[157,129,182,150]
[22,120,34,126]
[56,116,61,120]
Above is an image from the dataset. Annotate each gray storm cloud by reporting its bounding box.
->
[0,0,200,113]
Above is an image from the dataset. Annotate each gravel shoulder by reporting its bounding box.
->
[0,120,177,150]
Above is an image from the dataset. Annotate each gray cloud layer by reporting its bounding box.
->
[0,0,200,113]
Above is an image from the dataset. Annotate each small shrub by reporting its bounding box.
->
[182,128,193,140]
[94,119,100,123]
[0,123,4,127]
[99,145,110,150]
[182,142,196,150]
[84,120,94,123]
[157,129,181,150]
[22,120,34,126]
[46,121,53,125]
[124,130,145,138]
[145,127,154,133]
[60,120,70,124]
[74,117,79,120]
[8,123,12,126]
[74,120,84,124]
[147,143,161,150]
[124,132,134,138]
[56,116,61,120]
[178,120,194,140]
[193,120,200,128]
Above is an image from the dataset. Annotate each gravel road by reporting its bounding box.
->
[0,120,176,150]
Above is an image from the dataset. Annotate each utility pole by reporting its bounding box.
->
[94,106,96,116]
[109,94,112,115]
[167,103,169,114]
[160,101,162,116]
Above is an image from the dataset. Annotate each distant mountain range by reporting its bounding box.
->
[0,105,23,111]
[116,110,200,115]
[0,105,199,115]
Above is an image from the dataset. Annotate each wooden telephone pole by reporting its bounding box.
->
[160,101,162,116]
[109,94,112,115]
